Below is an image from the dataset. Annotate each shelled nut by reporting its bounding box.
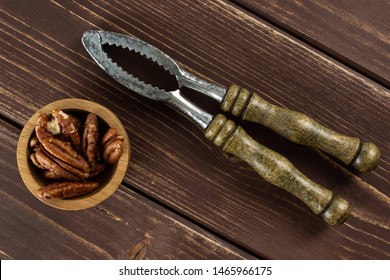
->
[29,109,125,199]
[102,128,124,165]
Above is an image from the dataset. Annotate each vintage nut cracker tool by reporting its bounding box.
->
[82,30,380,225]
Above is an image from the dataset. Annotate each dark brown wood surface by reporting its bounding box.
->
[234,0,390,87]
[0,0,389,259]
[0,118,251,260]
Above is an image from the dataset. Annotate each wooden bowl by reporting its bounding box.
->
[16,99,130,210]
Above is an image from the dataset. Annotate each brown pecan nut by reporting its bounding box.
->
[30,152,46,169]
[82,113,99,165]
[101,127,125,165]
[42,170,68,181]
[36,113,61,136]
[37,181,99,199]
[103,138,124,165]
[52,109,82,153]
[34,148,80,182]
[40,146,89,181]
[101,127,117,147]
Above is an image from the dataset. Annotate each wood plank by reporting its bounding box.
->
[0,119,252,260]
[0,0,389,259]
[234,0,390,86]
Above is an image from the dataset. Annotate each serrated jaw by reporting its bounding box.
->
[82,30,178,101]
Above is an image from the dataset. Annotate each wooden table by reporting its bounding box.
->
[1,0,389,260]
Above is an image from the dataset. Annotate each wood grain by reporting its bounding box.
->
[0,0,389,259]
[234,0,390,87]
[0,119,251,259]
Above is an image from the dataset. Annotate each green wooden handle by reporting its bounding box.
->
[221,85,380,172]
[205,114,351,225]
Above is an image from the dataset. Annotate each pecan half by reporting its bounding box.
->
[40,146,89,181]
[42,170,68,181]
[103,138,124,165]
[82,113,99,165]
[30,152,46,169]
[37,181,99,199]
[34,148,80,182]
[52,109,82,152]
[101,128,125,165]
[101,127,118,147]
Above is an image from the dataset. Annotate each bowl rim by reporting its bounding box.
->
[16,98,130,210]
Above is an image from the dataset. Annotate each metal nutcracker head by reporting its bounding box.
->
[82,30,185,101]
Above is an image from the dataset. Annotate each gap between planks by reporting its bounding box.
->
[119,179,266,259]
[228,0,390,90]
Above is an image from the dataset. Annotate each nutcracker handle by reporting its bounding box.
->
[205,114,350,225]
[221,85,380,172]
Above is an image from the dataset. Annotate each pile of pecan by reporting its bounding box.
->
[30,109,124,199]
